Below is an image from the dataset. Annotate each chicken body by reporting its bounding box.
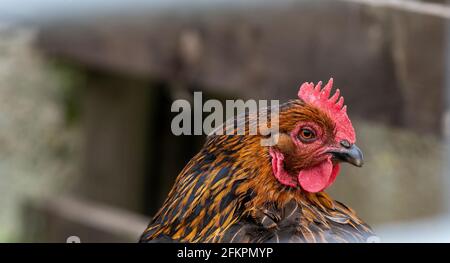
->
[140,80,375,243]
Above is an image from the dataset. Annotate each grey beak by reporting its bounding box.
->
[330,144,364,167]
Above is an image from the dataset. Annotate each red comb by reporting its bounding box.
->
[297,78,355,143]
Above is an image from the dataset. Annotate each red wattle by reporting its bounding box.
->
[269,148,297,187]
[269,148,341,192]
[327,163,340,187]
[297,157,339,193]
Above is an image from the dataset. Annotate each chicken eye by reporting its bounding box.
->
[299,128,316,142]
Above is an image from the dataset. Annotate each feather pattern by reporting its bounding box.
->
[140,99,375,243]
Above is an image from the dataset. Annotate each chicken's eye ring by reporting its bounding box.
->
[298,127,317,143]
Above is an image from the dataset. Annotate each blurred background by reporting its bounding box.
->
[0,0,450,242]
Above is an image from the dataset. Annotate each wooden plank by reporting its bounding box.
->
[80,72,150,213]
[340,0,450,19]
[23,196,149,242]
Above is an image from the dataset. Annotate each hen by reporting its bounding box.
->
[140,78,374,243]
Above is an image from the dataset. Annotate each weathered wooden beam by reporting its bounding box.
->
[340,0,450,19]
[23,196,149,242]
